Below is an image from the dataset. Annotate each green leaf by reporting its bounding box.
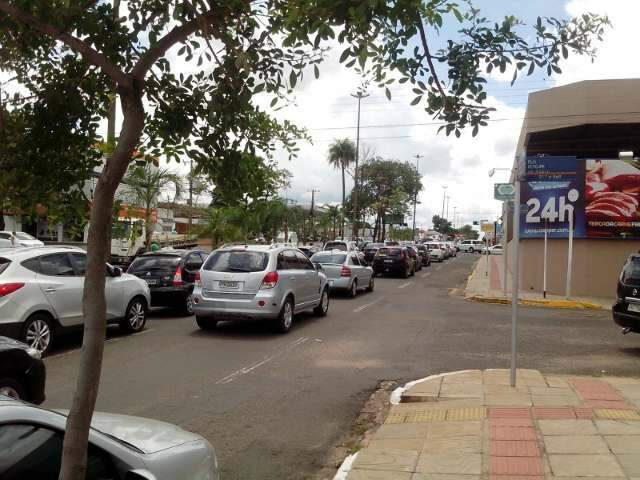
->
[289,70,297,88]
[410,96,422,106]
[339,48,351,63]
[527,62,535,76]
[385,87,391,100]
[562,45,568,59]
[270,97,278,107]
[314,64,319,79]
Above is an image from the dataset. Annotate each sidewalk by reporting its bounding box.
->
[464,255,611,310]
[335,369,640,480]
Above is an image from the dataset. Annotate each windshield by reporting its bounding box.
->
[365,243,384,250]
[377,248,402,257]
[311,253,347,264]
[622,257,640,285]
[0,258,9,275]
[14,232,36,240]
[427,244,440,249]
[324,242,347,251]
[204,250,269,272]
[128,255,180,272]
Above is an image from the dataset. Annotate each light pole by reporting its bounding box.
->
[441,185,448,218]
[351,91,369,240]
[412,154,424,241]
[445,195,450,221]
[453,207,458,229]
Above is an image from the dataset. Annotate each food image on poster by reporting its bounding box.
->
[585,159,640,238]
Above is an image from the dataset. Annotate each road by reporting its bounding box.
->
[43,254,640,479]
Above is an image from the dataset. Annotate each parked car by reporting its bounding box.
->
[415,245,432,267]
[487,245,503,255]
[310,250,374,297]
[458,239,484,253]
[127,248,209,315]
[444,242,457,257]
[0,396,220,479]
[372,246,415,278]
[298,245,320,258]
[0,336,45,404]
[406,246,423,271]
[0,246,151,355]
[322,240,358,252]
[192,244,330,333]
[613,254,640,334]
[363,242,385,264]
[426,242,445,262]
[0,232,44,248]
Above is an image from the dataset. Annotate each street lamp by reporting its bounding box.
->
[412,154,424,241]
[441,185,448,218]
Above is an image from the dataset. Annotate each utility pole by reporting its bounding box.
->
[351,91,369,240]
[453,206,458,229]
[308,188,320,241]
[441,185,448,218]
[412,154,423,241]
[445,195,450,221]
[107,0,121,144]
[188,157,193,232]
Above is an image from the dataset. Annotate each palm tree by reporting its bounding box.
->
[123,165,184,248]
[327,138,356,237]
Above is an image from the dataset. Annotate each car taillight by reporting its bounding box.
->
[194,271,202,288]
[172,266,183,287]
[340,266,351,277]
[0,283,24,297]
[260,271,279,289]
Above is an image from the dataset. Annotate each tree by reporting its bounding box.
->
[457,224,479,240]
[327,138,356,237]
[0,2,607,477]
[432,215,453,235]
[123,165,183,248]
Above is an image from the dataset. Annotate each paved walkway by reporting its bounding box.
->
[337,369,640,480]
[464,255,611,310]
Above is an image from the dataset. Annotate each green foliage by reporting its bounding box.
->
[327,138,357,172]
[432,214,453,234]
[456,224,479,239]
[389,226,414,241]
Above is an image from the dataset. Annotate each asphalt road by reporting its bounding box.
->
[43,254,640,479]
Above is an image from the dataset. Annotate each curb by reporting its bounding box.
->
[332,452,359,480]
[464,294,604,310]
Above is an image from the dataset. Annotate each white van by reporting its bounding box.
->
[458,239,484,253]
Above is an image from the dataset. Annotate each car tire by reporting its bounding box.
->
[177,292,194,316]
[366,275,375,292]
[21,313,54,356]
[402,267,409,278]
[313,288,330,316]
[349,279,358,298]
[120,296,147,333]
[274,297,294,333]
[196,316,218,330]
[410,265,416,277]
[0,378,26,401]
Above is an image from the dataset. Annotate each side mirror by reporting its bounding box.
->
[112,267,123,277]
[314,263,323,271]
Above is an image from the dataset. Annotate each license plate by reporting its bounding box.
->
[629,303,640,313]
[384,259,393,263]
[145,279,158,286]
[219,280,239,289]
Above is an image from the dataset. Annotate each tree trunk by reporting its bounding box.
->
[373,213,379,242]
[144,200,153,249]
[341,165,345,238]
[59,90,145,480]
[381,213,386,242]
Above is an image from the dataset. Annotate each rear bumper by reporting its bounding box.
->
[150,287,190,306]
[192,289,281,319]
[327,277,352,290]
[372,263,406,274]
[613,301,640,332]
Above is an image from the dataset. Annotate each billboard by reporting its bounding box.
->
[520,156,640,239]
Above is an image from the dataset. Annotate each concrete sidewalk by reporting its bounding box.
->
[464,255,611,310]
[336,369,640,480]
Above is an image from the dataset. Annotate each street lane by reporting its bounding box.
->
[43,254,640,479]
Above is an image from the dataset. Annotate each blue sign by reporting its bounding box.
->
[525,156,579,181]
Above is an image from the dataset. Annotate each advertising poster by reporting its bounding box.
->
[520,156,640,239]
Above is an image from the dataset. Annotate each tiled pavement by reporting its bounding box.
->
[340,370,640,480]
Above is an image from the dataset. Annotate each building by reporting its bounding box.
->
[506,79,640,300]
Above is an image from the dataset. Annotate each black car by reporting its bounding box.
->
[372,247,416,278]
[406,246,423,272]
[127,249,209,315]
[0,336,45,404]
[363,242,385,264]
[298,246,320,258]
[613,254,640,333]
[415,244,432,267]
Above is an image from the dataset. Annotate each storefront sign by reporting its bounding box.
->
[494,183,515,201]
[520,156,640,239]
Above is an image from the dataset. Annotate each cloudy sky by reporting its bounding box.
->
[261,0,636,230]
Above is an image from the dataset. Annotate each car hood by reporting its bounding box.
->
[57,411,202,454]
[17,240,44,246]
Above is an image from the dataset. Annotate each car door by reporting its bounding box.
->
[280,250,305,308]
[35,253,84,327]
[69,252,122,320]
[348,254,366,287]
[295,250,320,304]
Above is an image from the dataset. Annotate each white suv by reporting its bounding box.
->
[0,246,151,354]
[458,240,484,253]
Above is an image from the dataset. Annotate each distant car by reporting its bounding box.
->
[127,249,209,315]
[298,245,320,258]
[310,250,374,297]
[613,254,640,334]
[444,242,457,257]
[363,242,385,264]
[372,246,415,278]
[406,246,423,271]
[415,245,432,267]
[458,239,484,253]
[0,232,44,248]
[488,245,503,255]
[192,244,329,333]
[426,243,445,262]
[0,246,151,355]
[322,240,357,252]
[0,336,45,404]
[0,396,220,479]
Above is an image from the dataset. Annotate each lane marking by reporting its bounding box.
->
[215,336,309,385]
[398,282,413,289]
[353,298,382,313]
[421,272,431,278]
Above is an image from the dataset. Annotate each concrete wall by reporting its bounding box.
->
[513,238,640,299]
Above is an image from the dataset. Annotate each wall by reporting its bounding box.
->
[513,238,640,299]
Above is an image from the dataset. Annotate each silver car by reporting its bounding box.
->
[0,246,151,355]
[310,250,374,297]
[192,244,330,333]
[0,395,219,479]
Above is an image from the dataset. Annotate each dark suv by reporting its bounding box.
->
[363,243,385,264]
[0,336,45,404]
[613,254,640,334]
[372,247,415,278]
[127,249,209,315]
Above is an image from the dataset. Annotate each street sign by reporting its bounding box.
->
[481,223,494,233]
[494,183,515,201]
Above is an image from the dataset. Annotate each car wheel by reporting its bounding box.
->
[22,313,53,356]
[411,265,416,277]
[349,279,358,298]
[366,275,375,292]
[120,297,147,333]
[313,288,330,316]
[177,292,194,316]
[274,297,294,333]
[402,267,409,278]
[0,378,25,401]
[196,316,218,330]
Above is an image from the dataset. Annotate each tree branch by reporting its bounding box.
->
[0,0,129,87]
[416,18,447,101]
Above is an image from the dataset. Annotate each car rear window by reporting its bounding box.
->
[622,257,640,285]
[0,258,9,275]
[311,253,347,264]
[204,250,269,273]
[377,248,402,257]
[365,243,384,250]
[128,255,181,272]
[427,244,440,249]
[324,242,347,251]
